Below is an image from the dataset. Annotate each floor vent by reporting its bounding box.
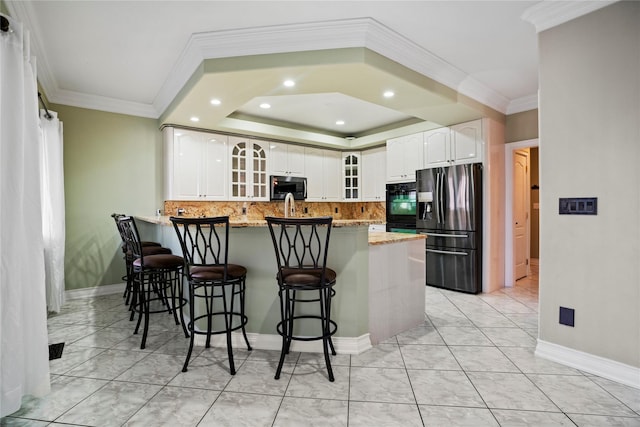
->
[48,342,65,360]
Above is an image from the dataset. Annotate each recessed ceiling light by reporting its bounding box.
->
[383,90,395,98]
[190,116,200,122]
[260,103,271,109]
[210,99,221,106]
[283,79,295,87]
[336,120,345,126]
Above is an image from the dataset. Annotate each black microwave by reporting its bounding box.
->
[270,175,307,200]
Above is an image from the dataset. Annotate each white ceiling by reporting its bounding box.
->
[5,1,613,147]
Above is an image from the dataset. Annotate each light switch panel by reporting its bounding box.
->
[559,197,597,215]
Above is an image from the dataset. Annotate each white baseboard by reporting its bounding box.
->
[65,283,126,300]
[194,332,372,355]
[63,284,373,355]
[536,339,640,389]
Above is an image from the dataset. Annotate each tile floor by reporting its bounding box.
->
[3,262,640,426]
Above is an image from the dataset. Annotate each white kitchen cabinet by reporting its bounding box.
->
[229,136,269,200]
[386,133,423,183]
[166,128,228,200]
[361,146,386,201]
[423,127,451,168]
[342,152,361,200]
[269,142,305,176]
[423,119,483,167]
[451,119,483,164]
[305,147,341,201]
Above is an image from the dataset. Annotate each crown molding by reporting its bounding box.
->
[53,89,158,118]
[522,0,618,33]
[507,93,539,114]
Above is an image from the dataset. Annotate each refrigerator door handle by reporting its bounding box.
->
[440,171,447,224]
[427,248,469,256]
[439,169,445,225]
[422,232,468,238]
[434,171,440,224]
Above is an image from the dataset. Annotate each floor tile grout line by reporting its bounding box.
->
[396,333,426,426]
[584,373,640,416]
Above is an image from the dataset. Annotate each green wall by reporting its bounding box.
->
[53,104,163,290]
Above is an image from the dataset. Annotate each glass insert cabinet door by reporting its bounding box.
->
[343,152,360,200]
[230,138,267,200]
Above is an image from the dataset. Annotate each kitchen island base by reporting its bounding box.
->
[136,217,425,354]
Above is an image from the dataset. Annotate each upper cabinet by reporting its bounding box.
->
[269,142,305,177]
[305,147,342,201]
[450,120,483,165]
[229,136,269,201]
[343,152,361,200]
[423,127,451,169]
[386,133,424,183]
[361,146,386,201]
[164,128,228,200]
[423,119,483,168]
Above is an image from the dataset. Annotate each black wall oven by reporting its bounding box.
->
[385,182,417,233]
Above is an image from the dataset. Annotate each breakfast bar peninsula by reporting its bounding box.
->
[136,215,425,353]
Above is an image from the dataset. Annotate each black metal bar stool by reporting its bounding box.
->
[117,215,187,349]
[170,216,252,374]
[265,216,338,382]
[111,213,168,307]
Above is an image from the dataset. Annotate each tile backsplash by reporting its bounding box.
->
[164,200,385,221]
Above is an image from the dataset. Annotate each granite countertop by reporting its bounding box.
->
[368,231,426,246]
[136,215,423,245]
[136,215,384,228]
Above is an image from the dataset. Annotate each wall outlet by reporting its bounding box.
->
[304,207,308,214]
[335,207,339,213]
[559,306,575,327]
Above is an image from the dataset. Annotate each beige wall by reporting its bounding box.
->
[506,109,538,143]
[538,2,639,367]
[54,104,163,290]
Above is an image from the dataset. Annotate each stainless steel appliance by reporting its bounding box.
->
[385,182,417,233]
[416,163,482,293]
[270,175,307,201]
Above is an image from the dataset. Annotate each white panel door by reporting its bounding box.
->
[513,149,530,280]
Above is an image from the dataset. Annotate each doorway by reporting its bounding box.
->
[504,139,539,287]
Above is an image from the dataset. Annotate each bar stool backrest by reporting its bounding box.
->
[265,216,333,284]
[170,216,230,278]
[116,216,145,265]
[111,213,127,252]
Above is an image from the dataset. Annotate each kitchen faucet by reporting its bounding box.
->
[284,192,295,218]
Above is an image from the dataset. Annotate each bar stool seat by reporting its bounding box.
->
[190,264,247,280]
[279,268,337,286]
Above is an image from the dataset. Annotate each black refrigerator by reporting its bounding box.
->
[416,163,482,294]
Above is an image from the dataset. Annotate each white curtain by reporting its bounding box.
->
[40,110,65,314]
[0,14,51,417]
